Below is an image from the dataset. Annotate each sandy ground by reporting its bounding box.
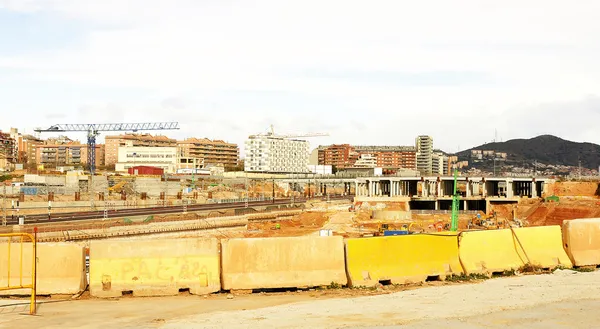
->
[1,271,599,329]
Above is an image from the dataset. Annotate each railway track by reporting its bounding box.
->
[4,195,353,225]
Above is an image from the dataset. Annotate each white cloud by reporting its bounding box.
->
[2,0,600,152]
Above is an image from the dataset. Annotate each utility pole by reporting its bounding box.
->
[245,172,248,208]
[2,185,6,226]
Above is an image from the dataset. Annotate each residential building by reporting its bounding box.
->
[416,135,434,174]
[432,152,449,175]
[245,135,310,173]
[355,146,416,169]
[177,138,239,167]
[104,134,177,166]
[317,144,417,170]
[354,154,377,168]
[0,131,16,170]
[35,143,105,168]
[318,144,357,169]
[18,134,44,165]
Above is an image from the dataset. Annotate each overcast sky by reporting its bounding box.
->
[1,0,600,155]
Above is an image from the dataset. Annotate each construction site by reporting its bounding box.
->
[1,168,600,328]
[1,125,600,329]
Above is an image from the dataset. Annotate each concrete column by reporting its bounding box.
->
[435,200,439,210]
[482,182,487,198]
[466,181,472,197]
[531,182,538,198]
[464,200,468,210]
[506,180,514,198]
[390,181,395,197]
[437,181,442,197]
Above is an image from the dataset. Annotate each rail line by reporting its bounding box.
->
[4,195,353,225]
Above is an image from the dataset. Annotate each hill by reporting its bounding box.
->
[457,135,600,169]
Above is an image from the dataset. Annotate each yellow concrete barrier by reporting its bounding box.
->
[459,226,571,275]
[90,238,220,297]
[345,233,463,286]
[513,225,572,268]
[0,242,86,295]
[221,236,347,290]
[563,219,600,266]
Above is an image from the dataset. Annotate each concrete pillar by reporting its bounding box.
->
[435,200,439,210]
[437,181,442,197]
[466,181,472,197]
[464,200,468,210]
[506,180,514,198]
[531,182,538,198]
[390,181,395,197]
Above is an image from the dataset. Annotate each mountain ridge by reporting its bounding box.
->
[456,135,600,169]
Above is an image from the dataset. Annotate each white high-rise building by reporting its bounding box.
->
[432,152,448,175]
[416,135,434,175]
[244,135,310,173]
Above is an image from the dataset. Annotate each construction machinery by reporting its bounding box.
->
[35,122,179,175]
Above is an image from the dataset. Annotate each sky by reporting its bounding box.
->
[1,0,600,156]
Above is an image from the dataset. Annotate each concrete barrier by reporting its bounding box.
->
[221,236,347,290]
[563,219,600,266]
[90,238,220,297]
[345,233,463,286]
[0,242,86,295]
[513,226,572,268]
[459,226,571,275]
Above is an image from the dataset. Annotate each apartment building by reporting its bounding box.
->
[432,152,449,175]
[35,143,105,168]
[177,138,239,167]
[0,131,16,169]
[245,136,310,173]
[104,134,177,166]
[318,144,417,170]
[416,135,434,174]
[317,144,358,169]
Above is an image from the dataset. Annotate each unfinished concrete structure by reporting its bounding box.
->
[355,176,550,213]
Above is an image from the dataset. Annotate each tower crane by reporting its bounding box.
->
[35,122,180,175]
[259,124,329,139]
[450,168,459,231]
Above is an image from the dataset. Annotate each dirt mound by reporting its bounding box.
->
[525,200,600,226]
[547,182,599,197]
[245,211,330,238]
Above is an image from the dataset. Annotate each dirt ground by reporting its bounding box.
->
[1,271,598,329]
[547,181,599,197]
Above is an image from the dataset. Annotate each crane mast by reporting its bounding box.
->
[450,168,459,231]
[35,122,179,175]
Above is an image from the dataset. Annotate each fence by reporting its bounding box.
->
[411,210,479,215]
[0,231,37,315]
